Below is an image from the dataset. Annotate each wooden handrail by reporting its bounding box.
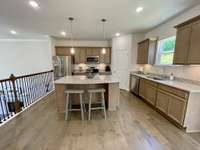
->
[0,70,53,82]
[16,70,53,79]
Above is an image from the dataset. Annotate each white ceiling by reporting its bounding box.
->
[0,0,199,40]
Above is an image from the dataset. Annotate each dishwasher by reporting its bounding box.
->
[130,74,140,96]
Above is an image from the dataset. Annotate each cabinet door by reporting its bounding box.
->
[99,48,111,64]
[86,48,93,56]
[56,47,71,56]
[168,94,186,125]
[137,40,149,64]
[173,24,192,64]
[145,84,157,106]
[156,90,169,114]
[74,48,80,64]
[188,20,200,64]
[92,48,100,56]
[79,48,86,63]
[105,48,111,64]
[139,79,147,99]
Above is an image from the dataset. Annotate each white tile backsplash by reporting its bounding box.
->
[140,64,200,81]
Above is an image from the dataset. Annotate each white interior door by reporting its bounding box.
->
[112,49,129,90]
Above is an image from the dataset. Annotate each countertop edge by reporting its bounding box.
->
[131,73,200,93]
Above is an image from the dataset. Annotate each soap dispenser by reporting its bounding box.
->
[170,73,174,81]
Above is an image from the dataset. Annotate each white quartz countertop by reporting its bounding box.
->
[131,73,200,93]
[54,75,119,85]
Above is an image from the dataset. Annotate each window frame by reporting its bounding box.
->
[155,36,176,66]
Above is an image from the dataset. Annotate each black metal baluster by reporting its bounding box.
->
[22,78,28,107]
[29,76,34,104]
[37,74,42,98]
[18,78,26,108]
[8,81,15,114]
[0,88,6,121]
[1,83,9,119]
[4,81,13,116]
[31,75,37,102]
[26,77,33,105]
[43,73,48,94]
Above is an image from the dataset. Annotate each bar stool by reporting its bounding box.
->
[65,89,85,121]
[88,88,107,120]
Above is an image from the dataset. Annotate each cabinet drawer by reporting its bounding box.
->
[158,84,189,100]
[141,79,157,87]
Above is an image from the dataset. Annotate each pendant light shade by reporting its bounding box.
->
[101,19,107,55]
[69,17,75,55]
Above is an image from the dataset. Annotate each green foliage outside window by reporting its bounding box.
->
[157,36,176,65]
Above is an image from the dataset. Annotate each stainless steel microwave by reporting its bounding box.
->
[86,56,99,64]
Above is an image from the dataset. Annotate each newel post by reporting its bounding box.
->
[9,74,22,113]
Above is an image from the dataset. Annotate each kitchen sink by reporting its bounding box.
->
[145,75,167,81]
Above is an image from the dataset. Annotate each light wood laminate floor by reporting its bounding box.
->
[0,90,200,150]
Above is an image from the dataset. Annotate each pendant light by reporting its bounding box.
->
[69,17,75,54]
[101,19,107,55]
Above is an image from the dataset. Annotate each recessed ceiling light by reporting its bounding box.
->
[29,0,39,9]
[115,33,120,37]
[61,31,66,36]
[10,30,17,35]
[136,7,143,13]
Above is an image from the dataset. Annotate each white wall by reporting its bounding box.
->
[0,39,53,79]
[143,4,200,81]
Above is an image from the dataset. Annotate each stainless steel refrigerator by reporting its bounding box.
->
[53,56,73,79]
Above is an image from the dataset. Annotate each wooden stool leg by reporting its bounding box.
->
[65,93,69,121]
[102,92,107,120]
[88,93,92,120]
[80,93,84,121]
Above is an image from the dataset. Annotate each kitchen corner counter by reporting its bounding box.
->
[131,73,200,93]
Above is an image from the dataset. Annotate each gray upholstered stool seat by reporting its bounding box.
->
[65,89,85,121]
[88,88,107,120]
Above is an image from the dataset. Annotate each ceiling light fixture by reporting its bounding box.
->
[115,33,120,37]
[136,7,143,13]
[10,30,17,35]
[29,0,39,9]
[61,31,66,36]
[101,18,107,55]
[69,17,75,55]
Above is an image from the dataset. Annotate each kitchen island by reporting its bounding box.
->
[54,75,120,113]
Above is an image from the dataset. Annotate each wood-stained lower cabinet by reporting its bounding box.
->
[139,78,188,126]
[156,90,169,114]
[167,94,187,125]
[139,79,157,106]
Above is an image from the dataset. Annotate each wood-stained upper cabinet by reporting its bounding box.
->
[99,48,111,64]
[79,48,86,63]
[55,47,71,56]
[137,39,156,64]
[173,24,192,64]
[174,15,200,64]
[188,20,200,64]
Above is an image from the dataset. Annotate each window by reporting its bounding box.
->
[156,36,176,65]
